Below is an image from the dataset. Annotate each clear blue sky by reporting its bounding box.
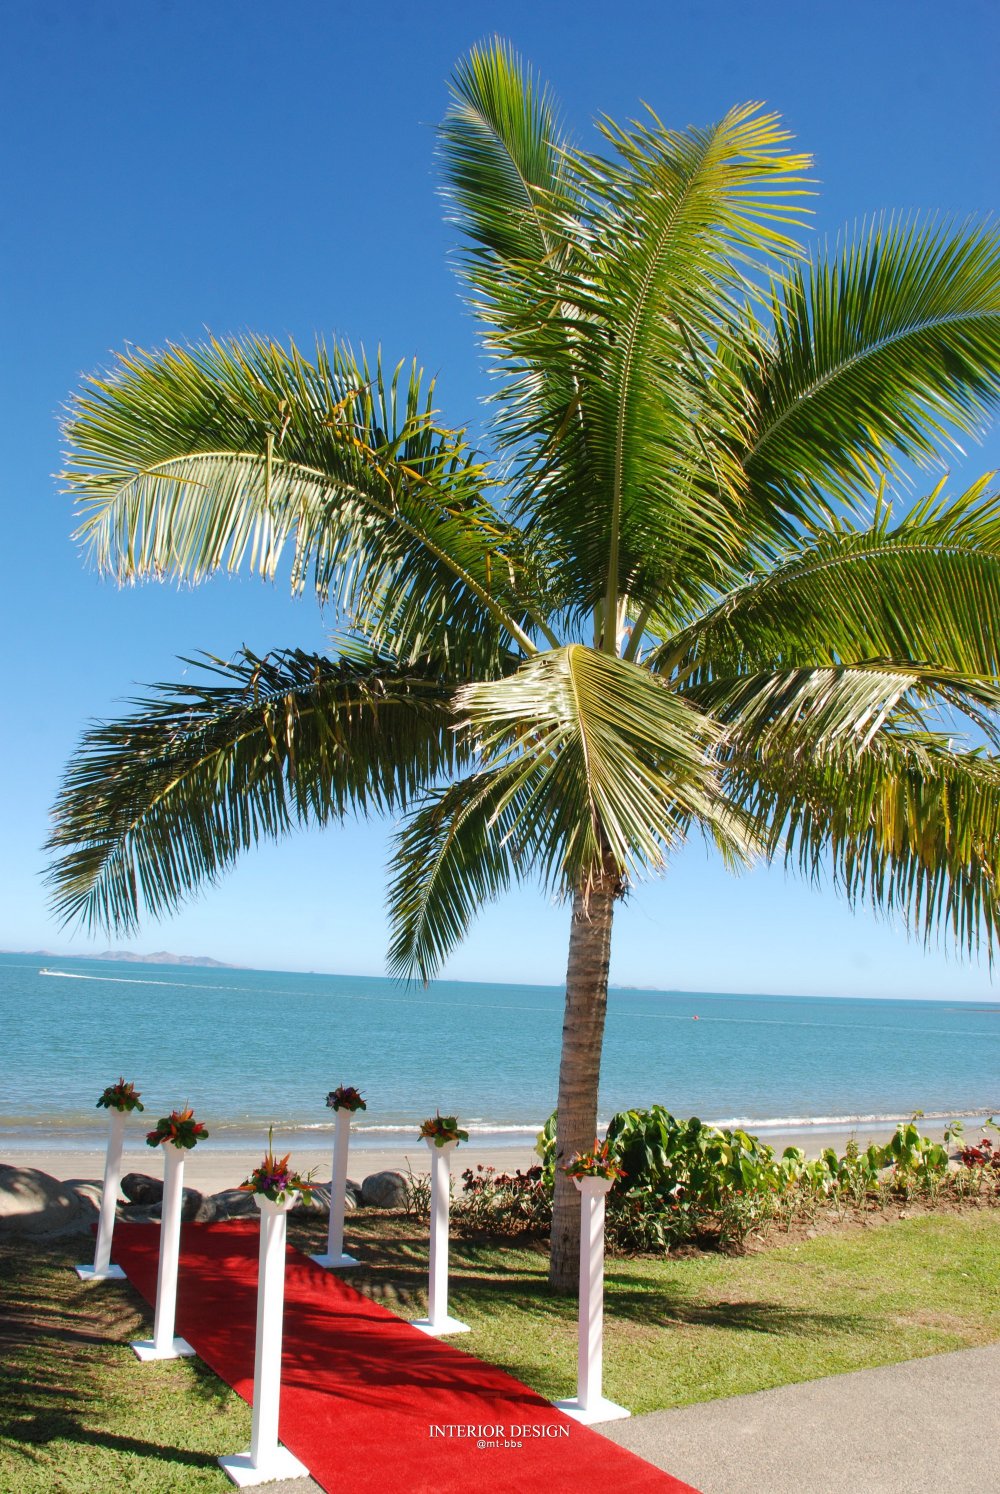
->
[3,1,999,998]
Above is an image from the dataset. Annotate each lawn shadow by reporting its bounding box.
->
[0,1234,241,1481]
[305,1226,876,1344]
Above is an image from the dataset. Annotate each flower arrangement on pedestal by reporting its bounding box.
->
[325,1085,367,1113]
[97,1078,144,1113]
[419,1113,469,1147]
[562,1139,626,1182]
[146,1107,209,1149]
[240,1130,315,1204]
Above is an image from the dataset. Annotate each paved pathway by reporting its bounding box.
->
[602,1343,1000,1493]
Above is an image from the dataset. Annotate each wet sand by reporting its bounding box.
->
[0,1140,540,1191]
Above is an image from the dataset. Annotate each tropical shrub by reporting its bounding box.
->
[882,1120,949,1198]
[958,1138,1000,1170]
[455,1164,551,1234]
[529,1106,995,1253]
[820,1138,886,1207]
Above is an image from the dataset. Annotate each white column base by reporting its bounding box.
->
[309,1250,359,1269]
[130,1336,197,1361]
[218,1445,310,1486]
[411,1314,470,1337]
[553,1395,631,1425]
[75,1263,127,1282]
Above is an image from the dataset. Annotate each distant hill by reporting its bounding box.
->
[98,950,237,968]
[3,947,238,969]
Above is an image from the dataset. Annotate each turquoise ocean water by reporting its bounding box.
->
[2,953,998,1151]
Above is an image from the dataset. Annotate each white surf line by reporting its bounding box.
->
[39,970,263,993]
[37,969,560,1014]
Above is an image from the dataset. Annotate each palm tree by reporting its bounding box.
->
[48,42,1000,1292]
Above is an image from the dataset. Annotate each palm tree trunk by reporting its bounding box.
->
[547,870,618,1293]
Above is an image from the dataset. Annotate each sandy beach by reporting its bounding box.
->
[1,1141,539,1192]
[3,1116,985,1192]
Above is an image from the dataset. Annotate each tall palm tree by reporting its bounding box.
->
[49,42,1000,1292]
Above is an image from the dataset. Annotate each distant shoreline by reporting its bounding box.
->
[5,949,1000,1003]
[26,950,238,969]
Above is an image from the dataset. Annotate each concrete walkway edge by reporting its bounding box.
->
[600,1343,1000,1494]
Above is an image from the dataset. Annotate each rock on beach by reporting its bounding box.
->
[360,1170,409,1208]
[0,1164,363,1235]
[0,1165,96,1236]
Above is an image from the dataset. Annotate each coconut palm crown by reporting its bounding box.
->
[49,42,1000,1291]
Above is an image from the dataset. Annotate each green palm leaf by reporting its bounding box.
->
[456,645,748,884]
[703,662,1000,760]
[728,730,1000,955]
[657,474,1000,683]
[743,218,1000,509]
[440,37,575,271]
[63,337,542,658]
[499,105,812,630]
[387,772,519,982]
[46,648,467,935]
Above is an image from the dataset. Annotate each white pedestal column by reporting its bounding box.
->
[412,1138,468,1336]
[131,1144,196,1361]
[219,1194,310,1488]
[554,1176,630,1425]
[310,1107,358,1269]
[76,1108,127,1281]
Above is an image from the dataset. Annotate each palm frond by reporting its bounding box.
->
[387,772,519,982]
[63,337,543,657]
[46,648,467,935]
[496,105,812,626]
[743,217,1000,510]
[697,659,1000,764]
[728,729,1000,956]
[656,474,1000,682]
[455,645,748,885]
[439,37,576,271]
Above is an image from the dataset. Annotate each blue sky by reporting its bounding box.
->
[3,1,999,998]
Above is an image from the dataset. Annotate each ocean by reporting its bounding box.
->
[2,953,997,1152]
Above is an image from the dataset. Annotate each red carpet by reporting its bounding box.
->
[112,1222,699,1494]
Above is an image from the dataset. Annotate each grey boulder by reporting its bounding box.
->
[308,1183,357,1216]
[360,1170,409,1209]
[0,1165,87,1236]
[120,1172,163,1205]
[146,1186,203,1222]
[208,1188,261,1221]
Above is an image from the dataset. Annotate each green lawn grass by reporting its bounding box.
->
[1,1209,997,1491]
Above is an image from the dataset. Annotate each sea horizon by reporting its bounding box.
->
[10,943,1000,1004]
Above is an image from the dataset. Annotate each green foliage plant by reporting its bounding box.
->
[96,1078,144,1113]
[883,1120,950,1199]
[418,1113,469,1146]
[456,1164,551,1234]
[144,1106,207,1150]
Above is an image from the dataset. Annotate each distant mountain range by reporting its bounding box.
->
[10,948,236,969]
[99,950,237,968]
